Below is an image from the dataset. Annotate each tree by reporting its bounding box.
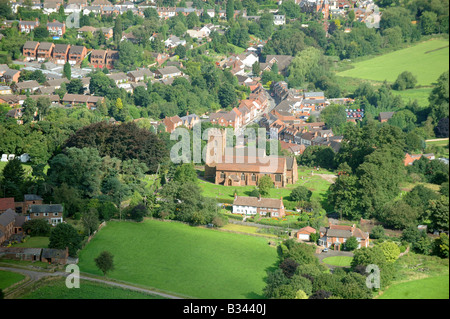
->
[345,236,359,251]
[290,186,312,202]
[319,104,348,135]
[434,117,449,138]
[66,78,84,94]
[217,83,238,109]
[48,223,82,257]
[95,251,115,275]
[22,219,51,237]
[252,61,260,76]
[432,233,449,258]
[22,97,37,124]
[174,44,186,59]
[279,258,299,278]
[113,16,123,46]
[258,175,274,196]
[379,240,400,263]
[173,163,198,183]
[420,11,437,35]
[36,96,51,121]
[82,208,100,236]
[226,0,234,21]
[63,61,71,80]
[428,71,449,124]
[0,158,25,199]
[427,196,449,232]
[370,225,386,240]
[392,71,417,91]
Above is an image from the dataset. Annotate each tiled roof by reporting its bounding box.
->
[233,196,283,209]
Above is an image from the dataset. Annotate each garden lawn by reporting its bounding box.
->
[78,219,279,299]
[11,237,49,248]
[322,256,353,267]
[21,277,166,299]
[378,275,449,299]
[337,39,449,86]
[0,270,26,290]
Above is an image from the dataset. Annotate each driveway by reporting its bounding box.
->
[315,250,354,270]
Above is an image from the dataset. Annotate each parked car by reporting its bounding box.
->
[322,248,329,253]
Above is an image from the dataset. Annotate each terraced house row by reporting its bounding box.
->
[23,41,87,65]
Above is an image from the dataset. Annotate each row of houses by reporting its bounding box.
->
[23,41,88,66]
[208,83,269,130]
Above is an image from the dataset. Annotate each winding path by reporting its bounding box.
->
[0,266,185,299]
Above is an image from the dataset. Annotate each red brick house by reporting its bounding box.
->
[23,41,40,61]
[37,42,55,62]
[0,209,18,245]
[47,20,66,36]
[90,49,108,69]
[0,198,15,214]
[319,224,369,250]
[68,45,87,65]
[162,115,182,133]
[404,153,435,166]
[29,204,63,226]
[105,50,119,69]
[52,43,71,64]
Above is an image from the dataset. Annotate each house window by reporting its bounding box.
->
[241,173,245,181]
[251,174,256,181]
[34,213,39,217]
[53,212,58,216]
[44,213,49,217]
[220,172,225,178]
[275,174,282,182]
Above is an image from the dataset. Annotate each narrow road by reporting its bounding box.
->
[0,266,185,299]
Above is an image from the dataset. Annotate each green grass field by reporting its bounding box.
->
[337,39,449,86]
[0,270,26,290]
[78,219,279,299]
[378,275,449,299]
[392,87,433,107]
[322,256,353,267]
[199,168,335,211]
[21,277,166,299]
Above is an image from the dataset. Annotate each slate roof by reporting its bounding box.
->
[24,194,43,201]
[0,209,18,227]
[29,204,63,213]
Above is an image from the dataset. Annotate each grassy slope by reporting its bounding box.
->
[378,275,449,299]
[199,167,335,210]
[0,270,26,290]
[77,219,279,299]
[21,277,166,299]
[337,39,449,86]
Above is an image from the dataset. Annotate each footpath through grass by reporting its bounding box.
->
[21,277,166,299]
[78,219,279,299]
[0,270,26,290]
